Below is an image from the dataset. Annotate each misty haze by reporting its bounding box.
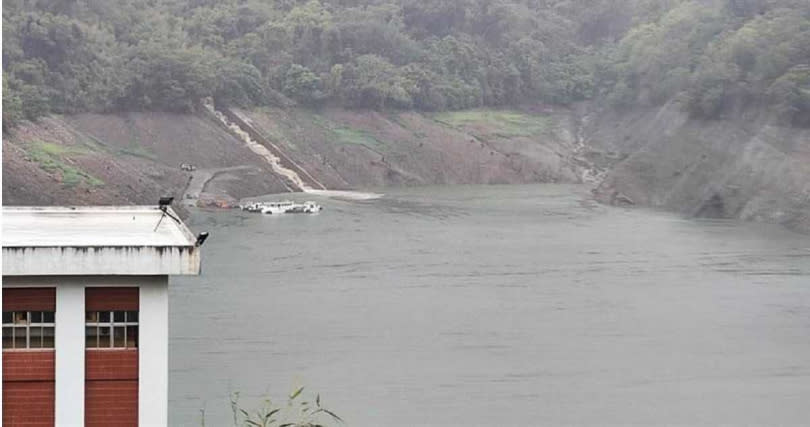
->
[2,1,809,426]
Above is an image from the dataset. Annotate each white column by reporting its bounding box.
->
[139,277,169,426]
[55,284,85,426]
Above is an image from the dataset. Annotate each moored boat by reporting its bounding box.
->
[239,200,322,214]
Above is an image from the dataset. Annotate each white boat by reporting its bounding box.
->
[260,201,294,214]
[238,202,265,213]
[298,201,322,213]
[240,200,322,215]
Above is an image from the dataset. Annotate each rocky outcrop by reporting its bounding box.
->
[591,101,810,233]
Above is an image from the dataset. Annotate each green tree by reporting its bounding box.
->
[282,64,324,105]
[3,72,25,130]
[1,0,808,126]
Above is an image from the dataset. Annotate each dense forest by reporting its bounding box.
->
[3,0,809,130]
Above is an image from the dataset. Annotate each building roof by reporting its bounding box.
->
[3,206,196,247]
[2,206,201,276]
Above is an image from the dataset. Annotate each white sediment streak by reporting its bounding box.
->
[205,102,383,200]
[205,102,321,191]
[572,112,606,185]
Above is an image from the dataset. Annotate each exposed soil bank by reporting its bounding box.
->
[2,112,287,212]
[587,101,810,234]
[232,106,584,189]
[3,103,808,233]
[3,106,587,211]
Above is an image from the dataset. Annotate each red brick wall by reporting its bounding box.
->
[2,382,55,426]
[86,287,139,311]
[3,288,55,311]
[3,288,56,426]
[85,288,139,426]
[3,351,55,426]
[86,350,138,381]
[85,380,138,427]
[85,351,139,426]
[3,351,55,382]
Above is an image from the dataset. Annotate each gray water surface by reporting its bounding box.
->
[170,185,810,426]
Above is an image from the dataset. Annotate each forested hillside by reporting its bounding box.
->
[4,0,808,131]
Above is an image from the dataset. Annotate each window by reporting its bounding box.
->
[86,311,138,349]
[2,311,56,349]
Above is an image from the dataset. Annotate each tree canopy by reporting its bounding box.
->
[3,0,808,129]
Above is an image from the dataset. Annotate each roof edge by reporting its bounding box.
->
[167,206,199,245]
[3,205,165,211]
[2,205,198,247]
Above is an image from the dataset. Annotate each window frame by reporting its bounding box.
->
[85,310,139,350]
[2,310,56,351]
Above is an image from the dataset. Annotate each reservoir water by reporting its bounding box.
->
[169,184,810,426]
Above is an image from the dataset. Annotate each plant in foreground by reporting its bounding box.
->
[227,387,344,427]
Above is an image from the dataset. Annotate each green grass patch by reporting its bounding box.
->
[34,141,92,156]
[73,131,154,161]
[25,141,105,188]
[118,145,157,160]
[433,109,553,138]
[309,114,388,150]
[70,132,115,154]
[331,126,386,149]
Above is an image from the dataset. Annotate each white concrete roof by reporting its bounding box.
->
[2,206,201,276]
[2,206,196,247]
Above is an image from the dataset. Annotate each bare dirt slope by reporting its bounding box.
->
[5,104,807,233]
[3,112,291,209]
[3,107,586,209]
[235,106,582,190]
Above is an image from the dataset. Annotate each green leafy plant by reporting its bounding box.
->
[225,387,344,427]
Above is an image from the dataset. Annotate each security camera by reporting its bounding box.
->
[159,196,174,210]
[195,232,209,247]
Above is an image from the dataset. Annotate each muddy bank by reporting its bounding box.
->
[233,106,584,189]
[4,103,808,233]
[4,106,589,211]
[589,101,810,233]
[2,112,293,211]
